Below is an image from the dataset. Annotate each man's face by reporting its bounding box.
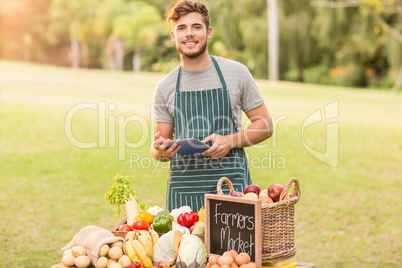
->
[171,12,212,59]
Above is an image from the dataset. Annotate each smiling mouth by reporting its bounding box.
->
[184,40,197,46]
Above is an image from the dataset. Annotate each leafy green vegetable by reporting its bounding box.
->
[177,234,207,266]
[104,174,147,217]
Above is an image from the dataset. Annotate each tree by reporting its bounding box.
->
[47,0,97,68]
[278,0,318,82]
[311,0,402,89]
[111,2,162,73]
[92,0,127,70]
[267,0,279,81]
[205,0,269,78]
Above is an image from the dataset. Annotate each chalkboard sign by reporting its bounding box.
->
[204,194,262,266]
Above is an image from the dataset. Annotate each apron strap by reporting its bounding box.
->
[175,56,227,92]
[210,56,227,89]
[175,67,182,93]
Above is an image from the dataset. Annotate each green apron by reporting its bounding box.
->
[166,56,251,212]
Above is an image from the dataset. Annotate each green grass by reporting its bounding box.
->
[1,60,401,268]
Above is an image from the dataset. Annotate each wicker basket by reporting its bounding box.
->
[111,219,129,238]
[216,177,301,265]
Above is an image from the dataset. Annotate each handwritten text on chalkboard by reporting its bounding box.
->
[213,201,255,255]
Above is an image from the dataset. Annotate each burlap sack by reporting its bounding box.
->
[61,225,124,268]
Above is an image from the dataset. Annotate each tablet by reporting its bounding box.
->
[165,138,210,155]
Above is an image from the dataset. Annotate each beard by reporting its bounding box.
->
[176,41,208,59]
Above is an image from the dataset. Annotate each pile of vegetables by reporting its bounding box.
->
[105,174,205,236]
[103,175,208,268]
[61,242,131,268]
[58,174,262,268]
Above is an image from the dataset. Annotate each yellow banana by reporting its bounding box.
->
[138,230,153,259]
[125,241,141,264]
[132,239,153,267]
[150,229,159,246]
[125,231,135,244]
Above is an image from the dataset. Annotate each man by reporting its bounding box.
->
[151,0,273,211]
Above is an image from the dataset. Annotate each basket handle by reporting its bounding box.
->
[279,177,301,202]
[216,177,235,196]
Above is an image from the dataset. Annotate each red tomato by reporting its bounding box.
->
[132,220,149,230]
[118,224,133,232]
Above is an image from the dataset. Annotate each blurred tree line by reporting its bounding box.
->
[0,0,401,89]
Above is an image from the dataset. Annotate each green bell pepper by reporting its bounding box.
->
[153,210,174,233]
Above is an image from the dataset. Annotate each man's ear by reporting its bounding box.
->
[170,31,175,42]
[207,27,213,40]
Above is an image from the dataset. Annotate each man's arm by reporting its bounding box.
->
[150,122,181,162]
[201,104,273,159]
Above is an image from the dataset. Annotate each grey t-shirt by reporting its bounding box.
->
[153,56,264,131]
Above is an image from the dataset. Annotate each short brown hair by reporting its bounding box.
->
[167,0,210,29]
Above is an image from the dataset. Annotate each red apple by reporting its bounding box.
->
[259,189,269,199]
[260,196,274,205]
[243,184,261,195]
[231,191,244,198]
[268,183,284,202]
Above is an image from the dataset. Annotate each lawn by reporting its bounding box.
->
[0,60,401,268]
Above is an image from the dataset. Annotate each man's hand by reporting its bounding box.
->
[201,134,232,159]
[151,132,181,162]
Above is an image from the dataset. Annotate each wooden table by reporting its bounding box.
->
[52,263,315,268]
[297,264,315,268]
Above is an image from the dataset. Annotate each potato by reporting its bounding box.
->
[63,249,72,257]
[75,255,91,268]
[110,241,123,249]
[71,246,87,257]
[97,256,109,268]
[108,259,117,265]
[108,261,122,268]
[118,255,132,267]
[99,244,110,257]
[108,246,123,260]
[62,254,75,267]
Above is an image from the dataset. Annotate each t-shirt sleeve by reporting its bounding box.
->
[153,83,174,124]
[240,66,265,112]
